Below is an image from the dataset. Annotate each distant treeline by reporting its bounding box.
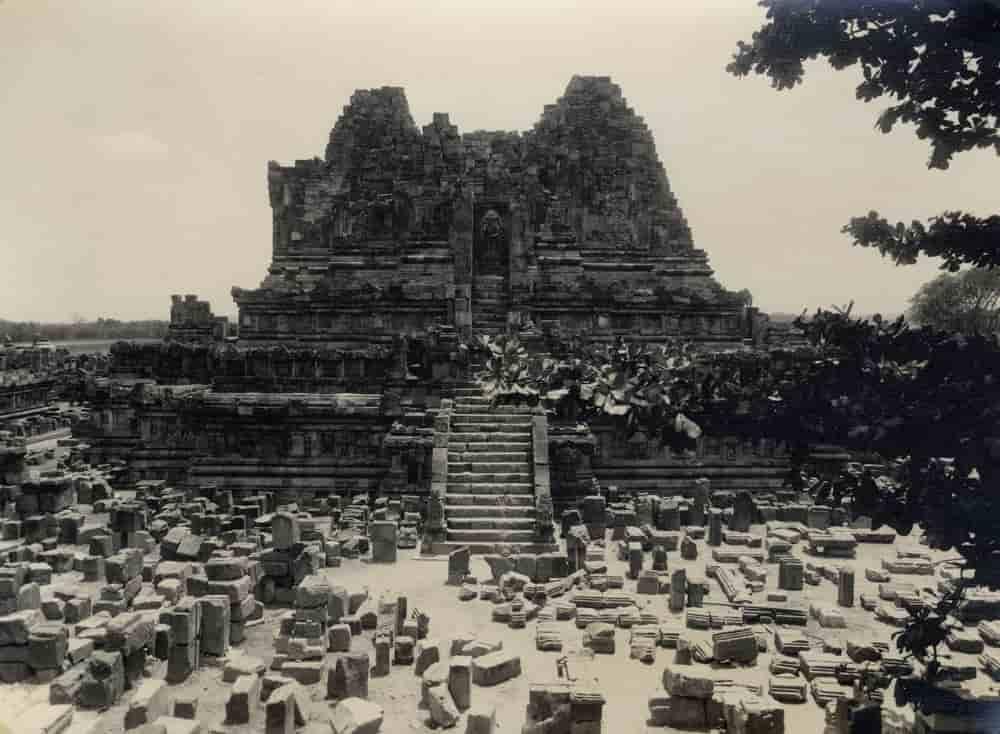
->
[0,318,169,342]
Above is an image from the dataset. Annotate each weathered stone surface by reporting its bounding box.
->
[328,651,370,700]
[465,703,496,734]
[166,639,199,684]
[125,679,170,730]
[226,672,261,725]
[471,650,521,686]
[223,653,267,682]
[331,697,383,734]
[0,609,42,645]
[329,623,352,652]
[198,595,230,657]
[106,612,154,655]
[427,685,460,728]
[28,622,68,670]
[663,665,714,699]
[414,638,441,676]
[448,656,472,711]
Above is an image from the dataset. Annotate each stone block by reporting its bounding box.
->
[106,550,143,585]
[272,513,300,551]
[106,612,155,656]
[166,639,199,684]
[449,656,471,710]
[471,650,521,686]
[465,703,496,734]
[222,653,266,682]
[663,665,714,698]
[28,622,68,670]
[331,697,383,734]
[78,650,125,710]
[198,595,230,657]
[369,521,397,563]
[328,650,370,700]
[281,659,326,685]
[427,686,460,728]
[415,638,441,676]
[0,609,42,645]
[205,556,247,582]
[329,623,352,653]
[125,679,170,730]
[226,672,261,725]
[296,575,332,610]
[448,546,470,584]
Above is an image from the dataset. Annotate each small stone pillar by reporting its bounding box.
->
[369,521,398,563]
[448,656,471,711]
[670,569,687,613]
[373,635,391,677]
[779,558,804,591]
[680,535,698,560]
[837,568,855,608]
[628,542,643,580]
[447,546,470,585]
[708,509,723,547]
[395,595,408,637]
[651,546,667,572]
[731,491,754,533]
[659,501,681,531]
[686,577,705,607]
[690,478,709,527]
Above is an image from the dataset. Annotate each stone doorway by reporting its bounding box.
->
[472,203,511,332]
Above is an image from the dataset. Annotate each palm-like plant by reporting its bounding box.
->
[474,334,540,406]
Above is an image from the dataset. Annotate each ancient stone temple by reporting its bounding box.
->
[233,76,749,347]
[167,295,229,343]
[93,77,788,552]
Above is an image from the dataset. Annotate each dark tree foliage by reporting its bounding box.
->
[473,317,1000,672]
[909,267,1000,332]
[766,308,1000,676]
[729,0,1000,269]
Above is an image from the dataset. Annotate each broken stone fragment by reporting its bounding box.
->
[331,697,384,734]
[471,650,522,686]
[124,679,170,730]
[226,672,261,725]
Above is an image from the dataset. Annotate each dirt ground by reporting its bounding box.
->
[0,466,996,734]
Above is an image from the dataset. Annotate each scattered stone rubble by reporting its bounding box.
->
[4,460,1000,734]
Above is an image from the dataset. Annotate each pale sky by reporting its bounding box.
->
[1,0,995,322]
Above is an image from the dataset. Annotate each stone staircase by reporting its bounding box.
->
[472,275,509,334]
[444,386,539,551]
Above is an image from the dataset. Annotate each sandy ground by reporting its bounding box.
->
[0,458,996,733]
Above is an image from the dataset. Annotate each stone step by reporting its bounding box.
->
[448,442,530,454]
[450,427,532,438]
[447,504,534,517]
[452,421,532,432]
[446,528,538,544]
[444,494,535,507]
[448,516,537,531]
[448,433,532,444]
[448,482,534,494]
[449,451,530,463]
[449,471,532,483]
[452,413,531,424]
[448,462,531,475]
[454,404,533,415]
